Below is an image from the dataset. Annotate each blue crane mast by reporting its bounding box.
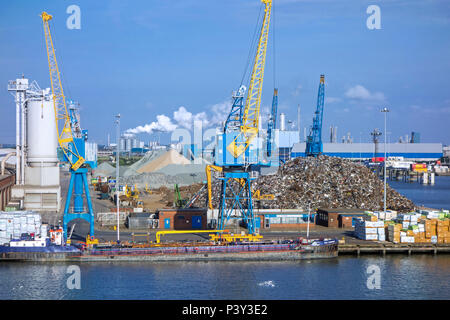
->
[305,75,325,157]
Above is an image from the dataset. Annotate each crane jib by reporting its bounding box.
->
[227,0,272,159]
[41,11,85,169]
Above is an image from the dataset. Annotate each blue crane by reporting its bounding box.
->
[211,0,273,236]
[41,12,97,242]
[305,75,325,157]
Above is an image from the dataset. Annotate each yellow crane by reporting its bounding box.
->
[227,0,272,158]
[41,12,85,171]
[41,11,96,242]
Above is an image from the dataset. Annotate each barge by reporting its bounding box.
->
[0,237,338,262]
[75,240,338,262]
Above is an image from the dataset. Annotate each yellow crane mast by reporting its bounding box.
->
[41,12,85,171]
[227,0,272,158]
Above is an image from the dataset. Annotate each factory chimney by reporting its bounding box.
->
[280,113,286,131]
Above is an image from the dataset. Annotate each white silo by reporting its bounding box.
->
[27,99,58,167]
[23,93,61,211]
[120,137,126,152]
[132,137,138,149]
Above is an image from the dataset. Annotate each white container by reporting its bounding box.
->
[374,221,384,227]
[364,221,376,228]
[377,228,385,235]
[26,98,58,166]
[365,227,377,234]
[378,234,386,241]
[40,225,48,237]
[364,234,378,240]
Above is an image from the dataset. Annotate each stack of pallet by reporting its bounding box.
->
[354,219,385,241]
[366,210,398,221]
[0,211,43,244]
[387,224,401,243]
[425,218,450,243]
[386,214,450,244]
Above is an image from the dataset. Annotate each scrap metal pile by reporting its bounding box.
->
[189,156,416,212]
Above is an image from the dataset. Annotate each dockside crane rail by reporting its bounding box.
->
[41,12,85,171]
[305,75,325,157]
[226,0,272,159]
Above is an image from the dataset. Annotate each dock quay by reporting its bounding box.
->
[338,243,450,255]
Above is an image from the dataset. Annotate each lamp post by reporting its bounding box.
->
[381,108,389,213]
[288,120,293,161]
[115,113,121,243]
[307,203,311,240]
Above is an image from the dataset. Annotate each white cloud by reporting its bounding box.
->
[209,100,232,126]
[325,97,341,104]
[126,114,177,134]
[293,84,302,96]
[345,85,385,101]
[125,98,238,136]
[173,106,209,130]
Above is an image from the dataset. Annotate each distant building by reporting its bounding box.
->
[274,129,299,162]
[290,142,443,161]
[410,132,421,143]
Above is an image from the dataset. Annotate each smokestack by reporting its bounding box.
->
[334,126,338,144]
[280,113,286,131]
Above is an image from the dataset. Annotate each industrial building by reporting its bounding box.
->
[0,174,14,211]
[315,208,368,228]
[157,208,207,230]
[7,78,61,212]
[119,134,145,154]
[290,142,443,161]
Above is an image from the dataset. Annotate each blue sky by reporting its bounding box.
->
[1,0,449,145]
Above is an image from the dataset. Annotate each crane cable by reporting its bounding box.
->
[272,0,276,89]
[49,18,73,102]
[240,3,264,89]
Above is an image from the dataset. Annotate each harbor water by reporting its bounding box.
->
[1,256,449,300]
[388,176,450,211]
[0,177,449,300]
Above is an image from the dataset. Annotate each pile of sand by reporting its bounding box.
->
[93,162,116,177]
[137,149,191,173]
